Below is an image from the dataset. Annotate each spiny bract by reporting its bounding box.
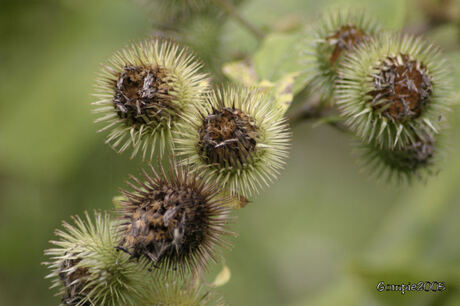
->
[357,131,441,183]
[141,277,226,305]
[43,211,152,306]
[117,162,233,276]
[336,32,452,149]
[93,38,209,160]
[174,86,291,198]
[301,9,380,101]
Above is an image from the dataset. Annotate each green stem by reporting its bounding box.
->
[287,98,349,133]
[213,0,265,40]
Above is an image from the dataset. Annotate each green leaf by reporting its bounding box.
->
[220,0,406,60]
[222,60,259,86]
[271,72,301,114]
[252,31,304,86]
[221,60,299,114]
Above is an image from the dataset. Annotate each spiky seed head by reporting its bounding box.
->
[93,38,209,160]
[174,86,291,198]
[301,9,380,100]
[358,131,441,183]
[142,277,226,305]
[117,162,233,276]
[336,33,452,149]
[43,211,151,306]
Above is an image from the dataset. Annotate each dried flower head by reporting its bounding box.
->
[142,277,225,305]
[358,132,441,183]
[117,162,233,276]
[43,211,151,306]
[93,38,209,159]
[336,33,451,149]
[174,87,291,198]
[301,9,380,100]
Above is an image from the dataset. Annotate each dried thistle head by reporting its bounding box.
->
[174,86,291,198]
[301,9,380,100]
[117,161,233,276]
[368,54,433,121]
[336,33,452,150]
[43,212,151,306]
[358,132,441,183]
[93,38,209,160]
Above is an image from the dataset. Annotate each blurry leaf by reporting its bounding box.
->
[222,59,299,114]
[253,31,303,84]
[180,14,224,76]
[252,31,310,98]
[211,265,232,287]
[220,0,406,60]
[272,13,303,32]
[272,72,301,114]
[222,60,258,86]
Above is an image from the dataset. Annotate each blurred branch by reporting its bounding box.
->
[287,96,322,124]
[287,95,349,133]
[212,0,265,40]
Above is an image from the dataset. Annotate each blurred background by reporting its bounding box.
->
[0,0,459,305]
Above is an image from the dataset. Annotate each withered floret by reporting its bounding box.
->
[198,107,258,167]
[327,25,367,67]
[361,132,437,183]
[114,66,176,127]
[369,54,433,121]
[58,257,91,306]
[388,135,435,172]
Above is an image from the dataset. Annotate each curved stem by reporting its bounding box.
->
[287,97,349,133]
[212,0,265,40]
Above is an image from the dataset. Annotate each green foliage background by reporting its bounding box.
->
[0,0,459,305]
